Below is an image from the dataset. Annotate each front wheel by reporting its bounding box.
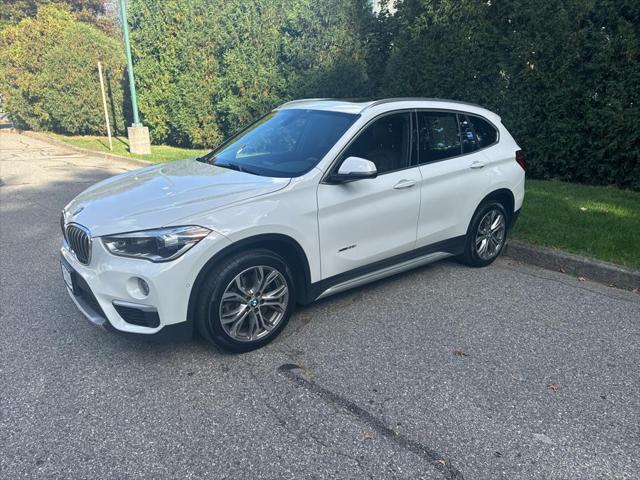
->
[460,200,508,267]
[195,250,295,352]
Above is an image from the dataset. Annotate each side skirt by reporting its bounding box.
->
[306,235,465,303]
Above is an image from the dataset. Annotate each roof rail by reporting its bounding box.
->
[278,98,333,108]
[361,97,488,112]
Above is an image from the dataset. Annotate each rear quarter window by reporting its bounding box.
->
[468,115,498,148]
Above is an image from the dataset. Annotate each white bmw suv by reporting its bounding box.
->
[61,98,525,351]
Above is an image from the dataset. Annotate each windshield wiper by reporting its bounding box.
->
[216,162,243,172]
[195,152,215,164]
[196,155,261,176]
[215,161,261,176]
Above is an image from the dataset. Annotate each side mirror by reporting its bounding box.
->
[328,156,377,183]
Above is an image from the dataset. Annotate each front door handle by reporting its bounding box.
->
[393,179,416,189]
[470,161,486,169]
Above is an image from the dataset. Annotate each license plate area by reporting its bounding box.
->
[61,257,78,295]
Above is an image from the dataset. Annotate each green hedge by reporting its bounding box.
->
[1,1,638,190]
[127,0,371,147]
[381,0,640,190]
[0,5,126,135]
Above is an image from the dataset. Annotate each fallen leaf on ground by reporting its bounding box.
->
[533,433,554,444]
[547,383,561,393]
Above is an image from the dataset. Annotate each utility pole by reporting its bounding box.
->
[118,0,150,154]
[97,62,113,151]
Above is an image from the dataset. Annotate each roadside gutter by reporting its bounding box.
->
[503,240,639,290]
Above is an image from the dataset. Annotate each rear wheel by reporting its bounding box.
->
[460,200,508,267]
[195,250,294,352]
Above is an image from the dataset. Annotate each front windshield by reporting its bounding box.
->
[203,109,358,177]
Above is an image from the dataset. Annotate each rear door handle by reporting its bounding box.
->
[470,161,486,169]
[393,179,416,189]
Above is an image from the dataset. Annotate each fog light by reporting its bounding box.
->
[138,278,150,297]
[126,276,150,299]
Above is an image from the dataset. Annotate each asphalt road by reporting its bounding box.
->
[1,132,639,479]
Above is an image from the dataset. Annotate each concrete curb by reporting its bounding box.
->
[503,240,640,290]
[20,130,154,169]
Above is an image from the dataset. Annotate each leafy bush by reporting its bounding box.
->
[127,0,371,147]
[0,5,126,135]
[381,0,640,190]
[1,1,637,190]
[0,0,116,34]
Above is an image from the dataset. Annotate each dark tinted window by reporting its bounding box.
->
[209,109,358,177]
[342,113,410,174]
[417,112,461,163]
[459,115,479,154]
[468,115,498,148]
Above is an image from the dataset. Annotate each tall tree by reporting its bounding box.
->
[381,0,640,190]
[0,4,126,134]
[0,0,116,33]
[127,0,372,147]
[279,0,373,99]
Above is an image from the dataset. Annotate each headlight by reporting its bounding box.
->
[101,226,211,262]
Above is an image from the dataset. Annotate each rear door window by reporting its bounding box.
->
[417,111,461,163]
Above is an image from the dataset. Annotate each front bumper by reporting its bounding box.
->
[61,231,231,336]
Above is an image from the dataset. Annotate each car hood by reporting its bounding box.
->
[64,158,291,236]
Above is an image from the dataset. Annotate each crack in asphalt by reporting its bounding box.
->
[278,363,464,480]
[243,363,373,479]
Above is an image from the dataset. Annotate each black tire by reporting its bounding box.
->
[195,249,295,352]
[460,200,509,267]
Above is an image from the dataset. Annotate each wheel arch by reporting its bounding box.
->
[187,233,312,329]
[478,188,516,225]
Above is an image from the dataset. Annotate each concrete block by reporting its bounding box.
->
[127,125,151,155]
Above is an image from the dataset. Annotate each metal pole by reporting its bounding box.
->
[118,0,141,126]
[97,62,113,151]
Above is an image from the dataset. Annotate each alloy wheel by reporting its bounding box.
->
[218,265,289,342]
[475,209,506,260]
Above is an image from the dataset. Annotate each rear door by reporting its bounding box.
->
[317,112,421,279]
[415,111,493,248]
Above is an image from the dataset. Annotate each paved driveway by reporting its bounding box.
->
[1,132,639,479]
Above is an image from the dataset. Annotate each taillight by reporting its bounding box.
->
[515,149,526,171]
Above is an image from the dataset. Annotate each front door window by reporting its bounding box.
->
[342,113,411,174]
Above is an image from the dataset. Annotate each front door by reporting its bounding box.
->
[317,112,421,279]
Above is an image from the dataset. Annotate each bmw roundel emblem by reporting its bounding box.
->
[72,206,85,216]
